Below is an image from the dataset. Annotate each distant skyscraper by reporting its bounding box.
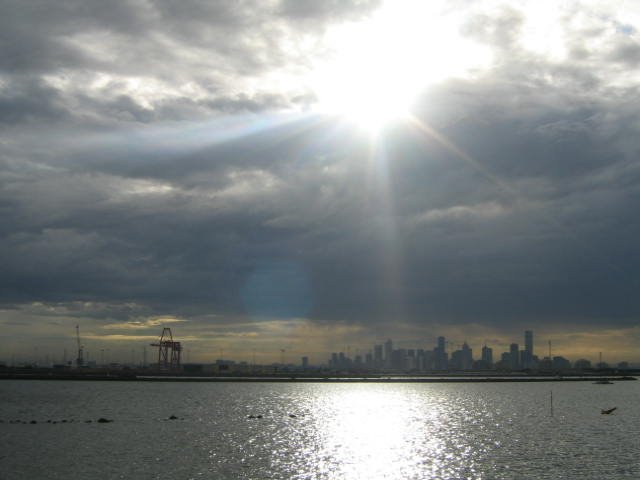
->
[391,348,406,371]
[523,330,534,368]
[509,343,519,370]
[435,336,448,370]
[338,352,346,369]
[384,339,393,368]
[301,356,309,369]
[365,352,373,368]
[462,342,473,369]
[481,345,493,365]
[374,344,383,369]
[450,342,473,370]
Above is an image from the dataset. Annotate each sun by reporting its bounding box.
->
[308,0,491,132]
[317,72,414,132]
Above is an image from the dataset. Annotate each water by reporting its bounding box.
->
[1,380,639,479]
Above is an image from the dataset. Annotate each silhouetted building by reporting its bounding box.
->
[435,336,448,370]
[450,342,473,370]
[374,344,383,369]
[574,358,591,370]
[301,356,309,369]
[509,343,519,370]
[481,345,493,365]
[499,351,511,369]
[523,330,534,368]
[416,348,425,371]
[384,339,393,369]
[406,349,416,370]
[337,352,350,370]
[552,356,571,369]
[391,349,407,370]
[423,350,435,370]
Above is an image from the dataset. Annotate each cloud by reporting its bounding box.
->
[1,0,640,362]
[102,317,187,330]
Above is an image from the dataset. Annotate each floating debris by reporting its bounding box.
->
[97,418,113,423]
[168,415,178,420]
[288,414,297,418]
[601,407,617,415]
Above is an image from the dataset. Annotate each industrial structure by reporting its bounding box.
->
[150,328,182,370]
[75,325,84,367]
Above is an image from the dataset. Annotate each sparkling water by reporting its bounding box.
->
[1,380,638,479]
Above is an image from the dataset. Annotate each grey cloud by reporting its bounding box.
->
[0,0,371,129]
[607,37,640,65]
[0,77,69,125]
[2,0,640,348]
[277,0,381,23]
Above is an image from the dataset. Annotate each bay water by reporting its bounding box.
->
[1,380,638,479]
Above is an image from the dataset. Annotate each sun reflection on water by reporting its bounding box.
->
[306,386,462,479]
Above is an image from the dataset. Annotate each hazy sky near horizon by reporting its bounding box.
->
[2,0,640,362]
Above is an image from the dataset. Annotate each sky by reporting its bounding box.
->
[2,0,640,365]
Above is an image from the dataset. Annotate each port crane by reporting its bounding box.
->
[76,325,84,367]
[150,327,182,370]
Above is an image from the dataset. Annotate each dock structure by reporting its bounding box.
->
[150,328,182,370]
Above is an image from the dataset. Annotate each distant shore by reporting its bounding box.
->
[0,370,636,383]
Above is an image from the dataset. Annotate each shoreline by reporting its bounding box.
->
[0,373,636,383]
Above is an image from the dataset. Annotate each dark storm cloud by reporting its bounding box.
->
[0,77,70,124]
[1,0,640,348]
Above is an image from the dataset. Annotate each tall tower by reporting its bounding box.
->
[435,336,448,370]
[384,339,393,368]
[524,330,533,368]
[481,345,493,365]
[374,344,383,369]
[509,343,519,370]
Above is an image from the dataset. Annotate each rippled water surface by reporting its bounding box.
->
[1,380,639,479]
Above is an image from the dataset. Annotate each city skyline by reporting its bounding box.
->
[2,325,634,369]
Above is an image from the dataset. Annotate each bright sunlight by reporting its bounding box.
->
[310,1,491,131]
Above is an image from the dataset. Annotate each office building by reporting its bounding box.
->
[384,339,393,368]
[509,343,519,370]
[481,345,493,365]
[435,336,448,370]
[523,330,534,368]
